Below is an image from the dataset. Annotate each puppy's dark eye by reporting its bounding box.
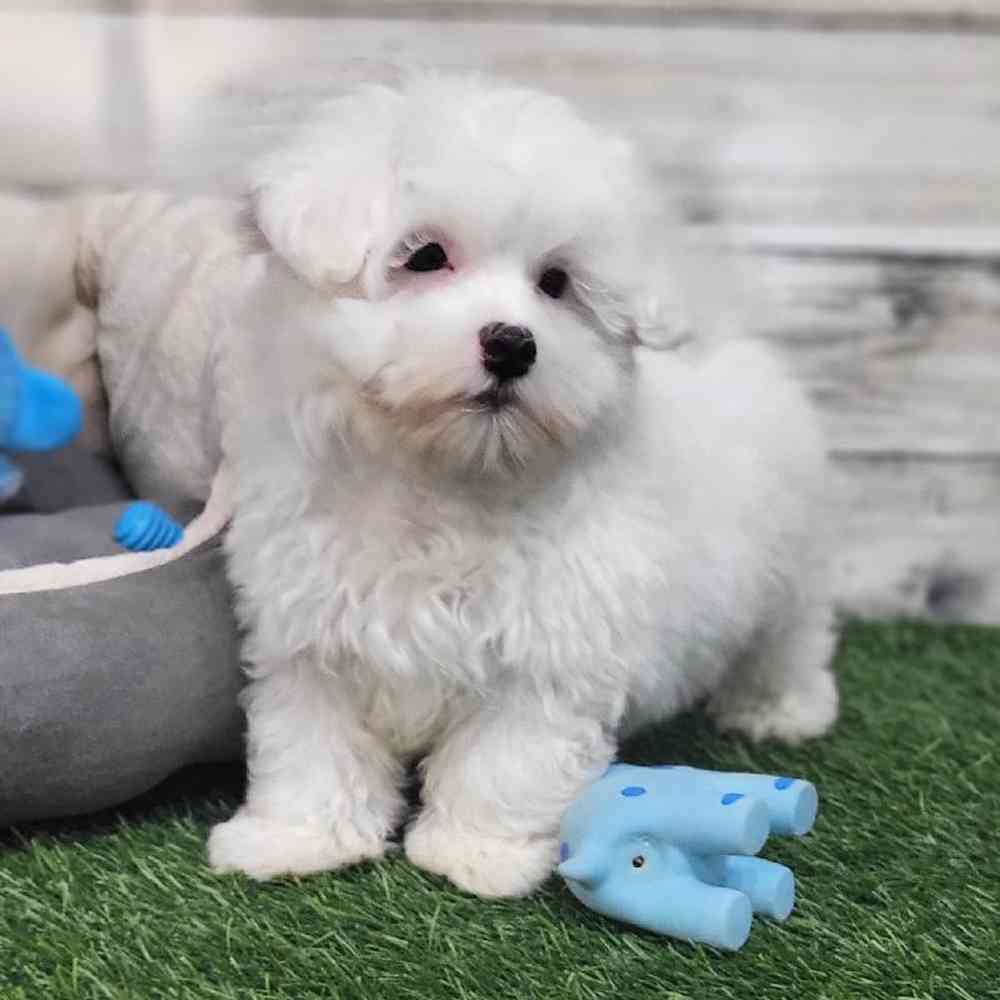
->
[405,242,449,272]
[631,855,646,869]
[538,267,568,300]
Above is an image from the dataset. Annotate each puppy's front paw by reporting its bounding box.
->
[709,670,838,745]
[405,814,557,898]
[208,810,385,880]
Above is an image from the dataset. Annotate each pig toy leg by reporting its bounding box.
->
[688,770,819,836]
[640,878,753,952]
[718,855,796,922]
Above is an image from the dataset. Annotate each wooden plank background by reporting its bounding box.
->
[16,1,1000,27]
[0,1,997,622]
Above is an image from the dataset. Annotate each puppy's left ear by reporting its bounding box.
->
[602,138,698,350]
[250,152,390,292]
[629,284,696,350]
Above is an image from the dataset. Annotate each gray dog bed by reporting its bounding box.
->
[0,447,243,827]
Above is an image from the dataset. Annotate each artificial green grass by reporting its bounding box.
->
[1,620,998,1000]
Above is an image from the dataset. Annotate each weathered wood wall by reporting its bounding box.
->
[0,1,997,622]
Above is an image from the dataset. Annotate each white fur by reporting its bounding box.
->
[208,73,838,896]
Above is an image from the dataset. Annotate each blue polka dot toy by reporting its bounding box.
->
[558,763,818,951]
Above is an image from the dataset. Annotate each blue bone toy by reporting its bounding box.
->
[0,327,82,500]
[558,763,818,951]
[114,500,183,552]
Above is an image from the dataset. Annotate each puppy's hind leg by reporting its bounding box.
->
[208,657,406,880]
[708,602,839,745]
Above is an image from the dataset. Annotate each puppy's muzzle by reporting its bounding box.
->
[479,323,536,382]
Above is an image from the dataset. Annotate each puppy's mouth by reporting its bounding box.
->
[471,381,518,410]
[357,368,574,478]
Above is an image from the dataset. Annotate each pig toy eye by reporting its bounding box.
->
[631,855,646,869]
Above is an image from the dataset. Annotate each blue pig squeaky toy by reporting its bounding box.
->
[558,763,818,951]
[0,327,82,500]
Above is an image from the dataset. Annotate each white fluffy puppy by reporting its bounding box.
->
[208,72,838,897]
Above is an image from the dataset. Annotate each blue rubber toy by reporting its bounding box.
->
[0,327,82,500]
[558,763,818,951]
[114,501,183,552]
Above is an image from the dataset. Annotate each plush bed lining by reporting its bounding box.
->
[0,467,233,596]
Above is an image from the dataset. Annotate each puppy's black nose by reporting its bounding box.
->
[479,323,536,381]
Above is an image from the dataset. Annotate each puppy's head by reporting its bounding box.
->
[251,73,682,479]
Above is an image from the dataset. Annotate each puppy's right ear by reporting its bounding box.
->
[251,160,390,292]
[250,92,398,292]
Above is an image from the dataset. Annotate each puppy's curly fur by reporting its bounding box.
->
[208,73,838,897]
